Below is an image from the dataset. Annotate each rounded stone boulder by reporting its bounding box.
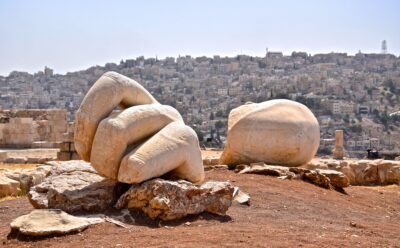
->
[220,99,320,167]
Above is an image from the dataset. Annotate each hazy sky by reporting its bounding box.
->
[0,0,399,75]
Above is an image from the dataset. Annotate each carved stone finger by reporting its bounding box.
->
[90,104,183,179]
[118,121,204,184]
[75,71,158,161]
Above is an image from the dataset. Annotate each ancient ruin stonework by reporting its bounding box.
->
[332,130,344,159]
[115,178,234,220]
[220,99,320,166]
[74,72,204,184]
[305,158,400,185]
[28,161,118,212]
[0,109,68,148]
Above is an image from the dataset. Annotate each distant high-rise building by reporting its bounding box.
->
[381,40,387,54]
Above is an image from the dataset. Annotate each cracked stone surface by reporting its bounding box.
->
[28,160,118,213]
[10,209,104,236]
[115,178,234,220]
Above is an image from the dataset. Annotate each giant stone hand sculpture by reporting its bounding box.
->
[220,99,320,167]
[74,72,204,184]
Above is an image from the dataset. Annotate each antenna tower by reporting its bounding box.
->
[381,40,387,54]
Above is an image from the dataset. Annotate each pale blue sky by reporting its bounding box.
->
[0,0,399,75]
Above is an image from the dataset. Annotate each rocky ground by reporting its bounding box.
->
[1,168,399,248]
[0,148,58,164]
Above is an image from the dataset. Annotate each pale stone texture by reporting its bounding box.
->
[237,163,349,190]
[233,187,250,205]
[238,163,296,178]
[0,109,68,148]
[315,169,350,188]
[74,71,158,161]
[0,165,52,197]
[90,104,183,179]
[28,161,118,213]
[0,174,20,197]
[220,99,320,167]
[332,130,345,159]
[74,71,204,184]
[10,209,104,236]
[115,179,234,220]
[304,158,400,185]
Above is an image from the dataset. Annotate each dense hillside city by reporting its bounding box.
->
[1,51,400,155]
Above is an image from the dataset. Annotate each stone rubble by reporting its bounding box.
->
[239,163,296,178]
[236,163,349,190]
[0,175,20,197]
[0,165,52,197]
[304,158,400,185]
[233,187,251,205]
[115,178,234,221]
[28,160,118,213]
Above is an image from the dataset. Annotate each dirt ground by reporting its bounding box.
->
[0,168,399,248]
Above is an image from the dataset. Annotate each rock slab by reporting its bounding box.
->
[10,209,104,236]
[28,160,118,213]
[0,175,20,197]
[238,163,349,190]
[115,178,234,220]
[305,159,400,185]
[0,165,52,198]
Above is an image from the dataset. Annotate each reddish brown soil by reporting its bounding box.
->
[1,169,399,247]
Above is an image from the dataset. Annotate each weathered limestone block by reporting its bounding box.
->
[297,169,332,189]
[338,164,356,184]
[115,179,234,221]
[0,152,7,162]
[203,157,220,166]
[315,169,350,188]
[57,151,71,161]
[46,160,97,175]
[304,158,400,185]
[1,165,54,197]
[238,163,349,190]
[5,157,27,164]
[238,163,296,178]
[233,187,251,205]
[59,142,71,152]
[74,71,204,184]
[0,174,20,197]
[386,166,400,184]
[332,130,344,159]
[350,160,378,185]
[71,152,80,160]
[10,209,104,236]
[18,165,53,193]
[377,160,400,184]
[220,99,320,167]
[28,161,118,213]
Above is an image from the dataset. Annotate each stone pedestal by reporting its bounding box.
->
[332,130,344,159]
